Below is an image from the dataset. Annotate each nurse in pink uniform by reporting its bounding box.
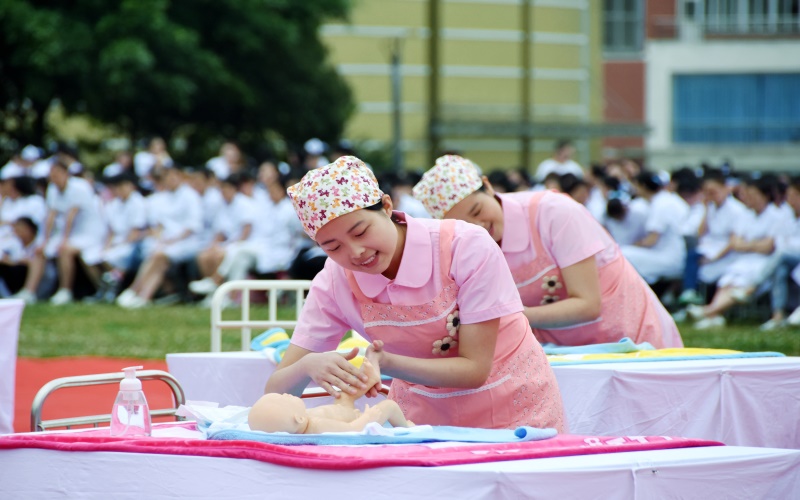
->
[266,156,565,431]
[413,155,682,349]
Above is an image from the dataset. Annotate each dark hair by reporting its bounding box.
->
[487,170,515,192]
[221,173,244,189]
[12,176,37,197]
[606,198,626,220]
[634,170,663,193]
[14,216,38,236]
[364,199,386,211]
[789,176,800,191]
[104,172,138,187]
[676,176,702,197]
[703,168,727,185]
[599,175,621,192]
[745,175,776,202]
[590,164,606,179]
[558,173,587,195]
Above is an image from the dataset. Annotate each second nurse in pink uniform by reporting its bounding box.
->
[266,156,565,431]
[413,155,682,349]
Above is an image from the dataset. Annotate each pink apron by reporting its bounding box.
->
[345,220,565,431]
[512,192,680,348]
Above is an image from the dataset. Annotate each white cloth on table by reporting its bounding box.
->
[167,352,800,449]
[1,442,798,499]
[0,299,24,434]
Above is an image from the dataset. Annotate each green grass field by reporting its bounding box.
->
[17,303,800,359]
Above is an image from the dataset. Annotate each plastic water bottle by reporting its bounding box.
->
[110,366,152,437]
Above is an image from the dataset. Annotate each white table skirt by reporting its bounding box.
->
[1,444,798,499]
[166,352,800,448]
[0,299,24,435]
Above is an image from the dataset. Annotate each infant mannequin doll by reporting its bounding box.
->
[248,358,414,433]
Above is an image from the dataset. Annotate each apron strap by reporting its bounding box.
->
[527,191,549,258]
[438,219,457,283]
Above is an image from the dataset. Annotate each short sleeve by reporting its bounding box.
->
[537,193,608,269]
[290,261,362,352]
[68,181,96,211]
[128,195,148,229]
[449,221,523,324]
[644,200,670,234]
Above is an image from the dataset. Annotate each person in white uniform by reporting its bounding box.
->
[117,166,203,308]
[189,174,298,299]
[191,173,257,284]
[533,139,584,182]
[0,217,39,297]
[603,191,649,246]
[734,176,800,330]
[82,173,147,300]
[621,171,689,285]
[686,176,793,329]
[12,159,106,305]
[0,175,47,252]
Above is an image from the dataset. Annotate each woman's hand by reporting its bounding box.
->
[303,348,368,398]
[364,340,387,397]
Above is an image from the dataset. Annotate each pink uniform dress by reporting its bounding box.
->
[500,191,682,348]
[292,214,565,431]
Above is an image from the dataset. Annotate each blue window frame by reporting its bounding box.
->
[673,73,800,143]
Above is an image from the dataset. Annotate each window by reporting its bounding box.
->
[704,0,800,34]
[603,0,644,53]
[673,73,800,143]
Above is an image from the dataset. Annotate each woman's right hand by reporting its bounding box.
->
[303,348,368,398]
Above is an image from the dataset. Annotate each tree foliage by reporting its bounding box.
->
[0,0,353,163]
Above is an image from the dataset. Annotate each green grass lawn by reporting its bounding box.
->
[17,303,800,359]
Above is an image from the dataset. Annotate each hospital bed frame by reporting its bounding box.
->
[210,279,312,352]
[30,370,186,432]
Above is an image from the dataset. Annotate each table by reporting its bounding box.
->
[166,352,800,448]
[0,299,24,435]
[1,429,798,499]
[554,357,800,449]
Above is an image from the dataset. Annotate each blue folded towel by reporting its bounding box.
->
[542,337,655,355]
[547,351,785,366]
[208,425,557,446]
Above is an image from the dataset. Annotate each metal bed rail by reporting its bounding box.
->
[31,370,185,432]
[210,279,312,352]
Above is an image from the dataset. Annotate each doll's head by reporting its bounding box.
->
[248,393,309,433]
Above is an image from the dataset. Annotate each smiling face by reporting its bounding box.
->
[442,179,504,243]
[314,194,403,276]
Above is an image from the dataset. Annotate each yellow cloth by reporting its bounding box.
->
[547,347,742,363]
[336,333,371,368]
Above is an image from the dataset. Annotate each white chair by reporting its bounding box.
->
[209,280,312,352]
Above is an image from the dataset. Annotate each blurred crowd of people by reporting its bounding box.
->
[1,137,799,329]
[0,137,349,309]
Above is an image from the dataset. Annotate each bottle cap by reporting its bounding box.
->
[120,366,143,391]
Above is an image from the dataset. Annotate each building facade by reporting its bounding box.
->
[321,0,605,172]
[603,0,800,172]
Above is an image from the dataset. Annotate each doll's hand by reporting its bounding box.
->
[306,348,368,398]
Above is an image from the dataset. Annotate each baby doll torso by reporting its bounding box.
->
[306,400,362,423]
